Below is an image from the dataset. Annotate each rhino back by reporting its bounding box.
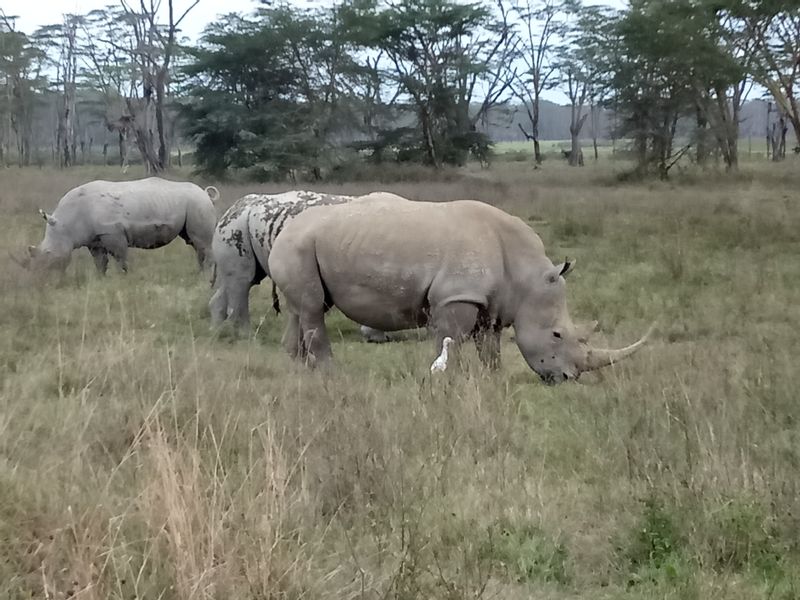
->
[245,191,353,273]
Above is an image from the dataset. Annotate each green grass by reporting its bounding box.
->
[1,159,800,598]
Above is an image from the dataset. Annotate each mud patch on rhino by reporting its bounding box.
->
[223,229,247,256]
[217,196,262,230]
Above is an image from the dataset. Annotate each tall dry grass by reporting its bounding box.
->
[1,159,799,599]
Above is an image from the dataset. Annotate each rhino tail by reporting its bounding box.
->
[272,280,281,314]
[205,186,220,203]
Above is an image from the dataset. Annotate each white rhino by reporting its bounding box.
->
[13,177,219,274]
[268,193,653,384]
[208,190,392,342]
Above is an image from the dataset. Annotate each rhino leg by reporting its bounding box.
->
[300,309,332,366]
[430,301,480,367]
[282,313,302,359]
[227,278,252,331]
[89,247,109,275]
[209,286,228,327]
[99,233,129,273]
[473,311,501,369]
[474,327,501,370]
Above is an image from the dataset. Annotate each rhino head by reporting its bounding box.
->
[513,259,653,385]
[9,209,72,272]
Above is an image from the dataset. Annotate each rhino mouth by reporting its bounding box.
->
[537,370,576,385]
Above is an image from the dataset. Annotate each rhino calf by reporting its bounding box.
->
[14,177,220,274]
[209,190,392,343]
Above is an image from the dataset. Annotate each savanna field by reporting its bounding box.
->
[1,156,799,599]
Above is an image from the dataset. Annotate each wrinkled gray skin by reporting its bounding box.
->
[208,190,391,343]
[268,193,652,384]
[16,177,219,274]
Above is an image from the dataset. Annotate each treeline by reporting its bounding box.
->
[0,0,798,180]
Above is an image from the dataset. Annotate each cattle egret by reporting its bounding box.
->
[430,337,454,372]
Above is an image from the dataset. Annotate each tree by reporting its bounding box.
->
[0,12,45,166]
[511,0,568,165]
[182,4,363,179]
[602,1,726,178]
[558,3,610,167]
[350,0,515,167]
[33,15,83,167]
[738,1,800,150]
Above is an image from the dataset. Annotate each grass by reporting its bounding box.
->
[1,157,800,599]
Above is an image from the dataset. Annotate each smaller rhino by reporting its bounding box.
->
[12,177,220,274]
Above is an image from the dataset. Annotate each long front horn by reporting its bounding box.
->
[582,323,656,371]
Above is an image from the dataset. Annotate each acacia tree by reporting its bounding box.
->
[0,12,45,166]
[558,3,610,167]
[511,0,568,165]
[33,15,83,167]
[78,1,197,173]
[740,1,800,150]
[349,0,517,167]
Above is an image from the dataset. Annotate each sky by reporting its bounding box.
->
[2,0,628,105]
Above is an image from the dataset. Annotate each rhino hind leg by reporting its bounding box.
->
[282,313,302,359]
[209,286,228,327]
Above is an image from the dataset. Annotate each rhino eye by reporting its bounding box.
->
[552,331,562,339]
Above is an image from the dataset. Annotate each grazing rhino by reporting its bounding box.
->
[12,177,220,274]
[268,193,653,384]
[209,190,393,342]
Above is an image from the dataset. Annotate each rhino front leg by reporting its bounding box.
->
[474,327,501,370]
[473,311,501,370]
[429,301,480,368]
[89,247,109,275]
[99,233,129,273]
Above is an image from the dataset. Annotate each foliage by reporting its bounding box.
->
[181,5,364,180]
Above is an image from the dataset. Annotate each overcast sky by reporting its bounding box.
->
[2,0,627,105]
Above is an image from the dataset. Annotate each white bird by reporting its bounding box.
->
[430,336,454,373]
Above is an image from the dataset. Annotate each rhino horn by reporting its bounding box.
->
[582,322,656,371]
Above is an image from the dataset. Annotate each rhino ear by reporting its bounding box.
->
[38,209,57,227]
[546,258,575,283]
[28,245,38,257]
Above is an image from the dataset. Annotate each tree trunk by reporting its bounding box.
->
[695,105,708,167]
[118,131,127,167]
[590,103,599,161]
[532,97,542,165]
[155,67,168,171]
[568,113,588,167]
[420,108,438,168]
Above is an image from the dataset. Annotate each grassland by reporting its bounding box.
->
[1,158,799,599]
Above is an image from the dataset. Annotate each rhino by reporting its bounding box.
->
[268,193,653,384]
[12,177,220,274]
[209,190,393,342]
